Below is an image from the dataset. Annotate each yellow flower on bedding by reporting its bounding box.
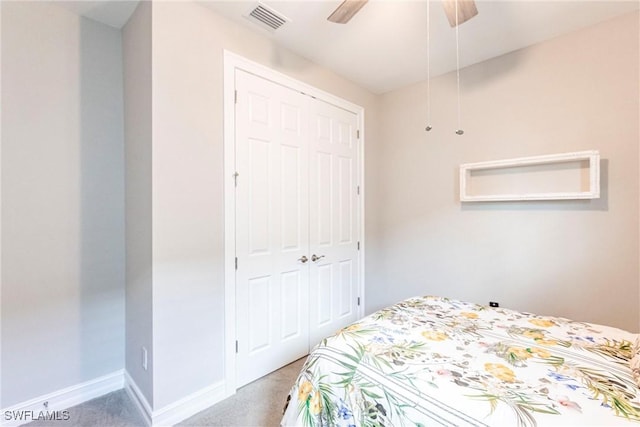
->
[309,392,322,415]
[343,324,361,332]
[528,318,556,328]
[422,330,448,341]
[508,346,532,359]
[530,347,551,358]
[485,363,517,383]
[460,312,479,319]
[298,380,313,402]
[522,330,545,340]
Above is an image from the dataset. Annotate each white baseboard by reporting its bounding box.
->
[123,371,152,426]
[152,380,226,426]
[1,370,124,427]
[124,371,227,426]
[1,370,226,427]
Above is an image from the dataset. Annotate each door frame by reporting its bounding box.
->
[223,50,366,395]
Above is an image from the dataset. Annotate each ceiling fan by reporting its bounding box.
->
[327,0,478,27]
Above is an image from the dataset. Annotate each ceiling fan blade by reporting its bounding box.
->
[327,0,369,24]
[442,0,478,27]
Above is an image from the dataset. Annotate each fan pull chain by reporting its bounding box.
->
[425,0,432,132]
[454,0,464,135]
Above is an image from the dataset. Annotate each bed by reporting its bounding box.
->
[282,296,640,426]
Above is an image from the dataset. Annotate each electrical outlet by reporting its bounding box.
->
[141,346,148,371]
[489,301,499,308]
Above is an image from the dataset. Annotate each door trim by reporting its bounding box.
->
[223,50,365,395]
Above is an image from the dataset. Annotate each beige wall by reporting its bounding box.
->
[1,1,125,407]
[123,1,154,407]
[149,1,380,409]
[373,11,639,332]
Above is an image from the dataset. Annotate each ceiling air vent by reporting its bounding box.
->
[245,3,290,31]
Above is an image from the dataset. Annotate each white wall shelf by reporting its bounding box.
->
[460,150,600,202]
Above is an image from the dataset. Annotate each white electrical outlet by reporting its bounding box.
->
[141,346,148,371]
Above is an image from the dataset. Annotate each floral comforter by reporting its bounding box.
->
[282,296,639,426]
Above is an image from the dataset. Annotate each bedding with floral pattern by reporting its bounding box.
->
[632,336,640,388]
[282,296,639,426]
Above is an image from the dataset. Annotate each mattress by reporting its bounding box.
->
[282,296,639,426]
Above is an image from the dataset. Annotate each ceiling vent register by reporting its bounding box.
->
[246,3,289,31]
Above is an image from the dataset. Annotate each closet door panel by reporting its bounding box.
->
[309,101,360,346]
[235,70,310,387]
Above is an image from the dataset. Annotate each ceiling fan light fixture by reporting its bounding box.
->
[327,0,369,24]
[443,0,478,27]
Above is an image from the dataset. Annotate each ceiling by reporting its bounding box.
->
[55,1,139,29]
[58,0,639,94]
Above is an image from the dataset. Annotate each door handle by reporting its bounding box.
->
[298,255,308,264]
[311,254,325,262]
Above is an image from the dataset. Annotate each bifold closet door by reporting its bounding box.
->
[234,69,361,387]
[235,70,310,387]
[308,101,360,346]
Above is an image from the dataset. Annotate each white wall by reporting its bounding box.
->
[0,1,4,410]
[373,11,639,332]
[149,1,380,409]
[1,1,125,407]
[123,1,154,407]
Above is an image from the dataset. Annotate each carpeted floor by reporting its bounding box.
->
[24,357,306,427]
[179,357,305,426]
[23,390,146,427]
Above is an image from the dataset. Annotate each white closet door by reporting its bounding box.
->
[235,70,310,387]
[308,100,360,346]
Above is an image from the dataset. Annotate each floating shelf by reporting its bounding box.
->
[460,150,600,202]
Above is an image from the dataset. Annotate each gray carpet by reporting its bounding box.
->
[179,357,305,427]
[23,357,305,427]
[24,390,146,427]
